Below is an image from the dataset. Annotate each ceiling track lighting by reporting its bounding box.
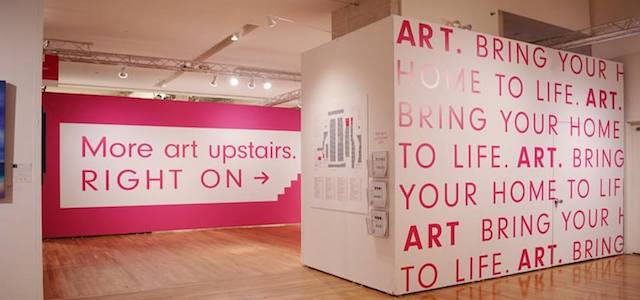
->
[206,75,273,89]
[263,80,272,90]
[118,66,128,79]
[45,47,301,85]
[209,74,218,87]
[229,76,240,86]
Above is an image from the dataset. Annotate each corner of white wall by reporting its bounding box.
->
[616,52,640,254]
[0,0,44,299]
[301,16,397,294]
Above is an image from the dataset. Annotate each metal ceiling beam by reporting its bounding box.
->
[54,82,271,103]
[535,16,640,50]
[43,47,302,82]
[265,88,301,107]
[44,38,93,51]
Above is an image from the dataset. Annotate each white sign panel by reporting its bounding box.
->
[60,123,300,208]
[311,97,369,213]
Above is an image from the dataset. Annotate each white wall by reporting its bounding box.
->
[400,0,590,36]
[588,0,640,254]
[301,17,396,293]
[0,0,44,299]
[625,123,640,254]
[616,53,640,123]
[392,15,623,294]
[617,52,640,253]
[400,0,639,256]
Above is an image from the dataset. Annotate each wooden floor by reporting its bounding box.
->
[44,225,640,299]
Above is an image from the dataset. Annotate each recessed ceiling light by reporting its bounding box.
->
[248,78,256,89]
[263,81,272,90]
[231,33,240,41]
[229,76,240,86]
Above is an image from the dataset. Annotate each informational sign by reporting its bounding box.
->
[43,93,300,238]
[311,97,368,213]
[60,123,300,208]
[393,17,624,293]
[42,54,59,84]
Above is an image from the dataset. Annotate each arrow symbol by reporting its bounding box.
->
[254,171,269,184]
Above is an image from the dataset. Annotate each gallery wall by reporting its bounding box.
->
[617,52,640,254]
[588,0,640,256]
[42,92,301,238]
[0,0,44,299]
[301,17,397,293]
[393,16,624,293]
[302,15,625,295]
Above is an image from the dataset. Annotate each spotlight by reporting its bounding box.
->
[118,67,128,79]
[231,32,240,41]
[248,78,256,89]
[263,81,272,90]
[267,15,278,28]
[229,76,240,86]
[209,74,218,87]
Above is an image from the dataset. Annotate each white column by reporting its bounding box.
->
[0,0,44,299]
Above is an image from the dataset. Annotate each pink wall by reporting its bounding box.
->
[42,92,301,238]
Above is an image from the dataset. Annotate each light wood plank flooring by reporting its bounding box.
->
[44,225,640,299]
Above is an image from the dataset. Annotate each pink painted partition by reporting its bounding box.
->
[42,92,301,238]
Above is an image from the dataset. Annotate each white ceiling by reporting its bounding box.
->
[44,0,345,103]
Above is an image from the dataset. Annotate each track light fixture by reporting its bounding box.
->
[209,74,218,87]
[118,66,128,79]
[231,32,240,41]
[445,20,472,30]
[208,75,274,89]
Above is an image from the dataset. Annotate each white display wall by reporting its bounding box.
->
[302,16,624,295]
[394,16,624,293]
[0,0,44,299]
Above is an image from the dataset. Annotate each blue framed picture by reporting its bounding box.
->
[0,81,5,199]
